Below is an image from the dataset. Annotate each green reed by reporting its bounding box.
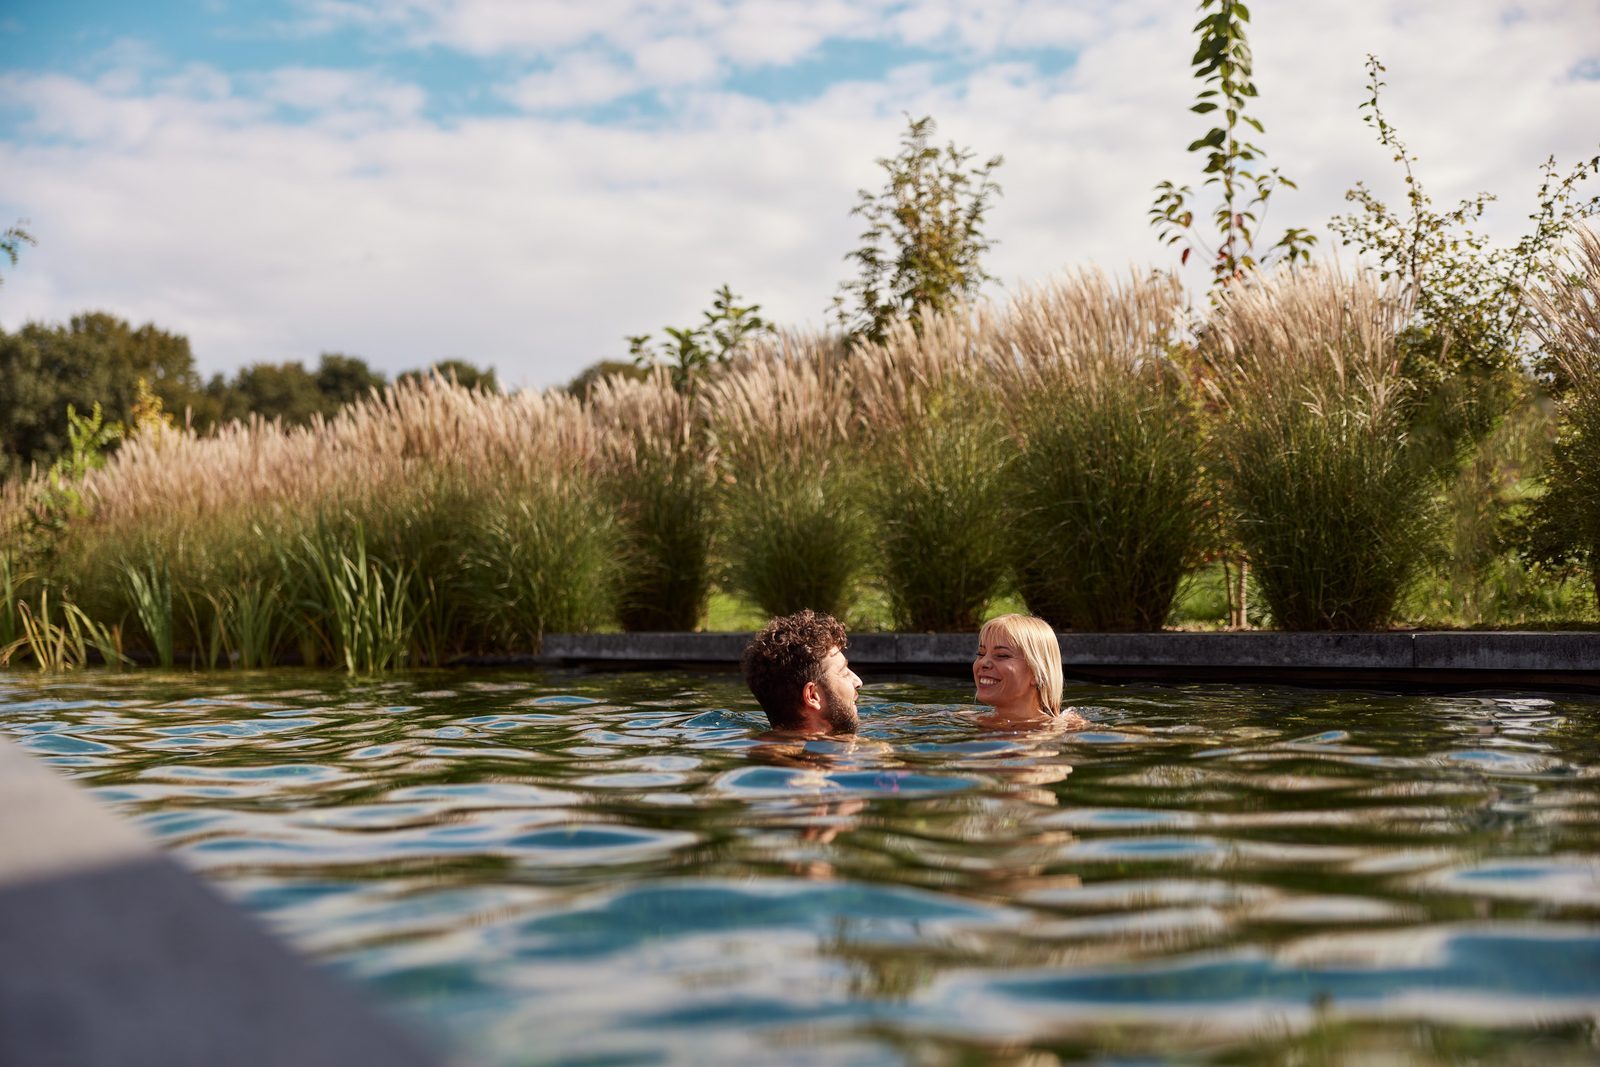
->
[207,576,283,669]
[0,585,125,671]
[288,519,416,674]
[120,556,175,668]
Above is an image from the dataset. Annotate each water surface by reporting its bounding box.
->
[3,671,1598,1065]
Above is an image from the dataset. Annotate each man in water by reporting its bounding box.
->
[741,609,863,735]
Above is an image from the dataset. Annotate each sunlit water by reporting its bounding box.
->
[3,670,1598,1065]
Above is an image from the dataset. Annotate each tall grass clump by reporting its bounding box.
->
[1527,226,1600,608]
[590,369,716,631]
[1000,271,1207,631]
[708,334,867,620]
[46,373,616,669]
[854,306,1009,631]
[1203,267,1432,629]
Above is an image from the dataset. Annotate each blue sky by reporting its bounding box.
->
[1,0,1596,388]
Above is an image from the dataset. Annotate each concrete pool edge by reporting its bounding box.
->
[0,737,448,1067]
[527,631,1600,690]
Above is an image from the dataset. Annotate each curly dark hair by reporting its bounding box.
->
[741,610,848,729]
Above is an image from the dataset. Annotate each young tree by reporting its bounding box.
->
[629,283,772,394]
[835,115,1003,345]
[0,221,33,287]
[1149,0,1315,287]
[1329,55,1600,463]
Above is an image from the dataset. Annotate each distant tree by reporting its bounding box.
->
[834,115,1003,345]
[398,358,500,393]
[565,359,647,400]
[209,353,387,427]
[314,352,387,408]
[215,361,324,426]
[0,312,205,476]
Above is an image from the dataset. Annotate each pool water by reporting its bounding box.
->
[3,671,1598,1065]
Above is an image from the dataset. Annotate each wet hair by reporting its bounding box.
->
[742,610,848,729]
[978,614,1063,716]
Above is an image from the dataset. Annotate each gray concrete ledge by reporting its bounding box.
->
[0,738,445,1067]
[537,631,1600,690]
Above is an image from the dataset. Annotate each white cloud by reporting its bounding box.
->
[3,0,1598,392]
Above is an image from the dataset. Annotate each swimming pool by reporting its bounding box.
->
[3,670,1597,1064]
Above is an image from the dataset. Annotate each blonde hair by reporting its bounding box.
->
[978,614,1064,716]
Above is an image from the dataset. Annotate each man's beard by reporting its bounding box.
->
[819,687,858,734]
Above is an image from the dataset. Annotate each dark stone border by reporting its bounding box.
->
[534,631,1600,691]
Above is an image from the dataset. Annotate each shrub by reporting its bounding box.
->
[1002,272,1206,631]
[1203,268,1435,629]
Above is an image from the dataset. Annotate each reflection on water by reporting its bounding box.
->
[3,671,1599,1065]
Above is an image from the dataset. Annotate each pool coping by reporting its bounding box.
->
[0,736,447,1067]
[528,631,1600,691]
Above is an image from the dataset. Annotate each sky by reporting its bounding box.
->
[0,1,1596,391]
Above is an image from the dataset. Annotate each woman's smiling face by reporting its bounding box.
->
[972,630,1038,714]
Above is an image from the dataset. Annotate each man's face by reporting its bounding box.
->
[815,646,863,734]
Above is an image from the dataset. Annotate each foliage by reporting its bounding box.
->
[397,359,499,394]
[0,585,124,672]
[0,549,31,653]
[835,115,1003,345]
[1004,274,1208,631]
[0,313,200,476]
[629,284,773,394]
[1328,56,1600,464]
[208,352,389,428]
[566,359,648,400]
[1150,0,1315,286]
[1524,226,1600,607]
[287,520,415,674]
[1204,269,1437,629]
[0,220,34,286]
[120,557,175,668]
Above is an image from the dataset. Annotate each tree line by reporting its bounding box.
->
[0,311,497,479]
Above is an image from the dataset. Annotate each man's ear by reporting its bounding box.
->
[799,680,823,712]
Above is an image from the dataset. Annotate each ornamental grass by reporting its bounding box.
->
[1528,226,1600,606]
[1000,270,1207,631]
[853,304,1010,631]
[707,333,867,620]
[589,369,716,631]
[46,374,613,668]
[1203,267,1434,630]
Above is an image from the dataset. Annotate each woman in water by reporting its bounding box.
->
[972,614,1088,729]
